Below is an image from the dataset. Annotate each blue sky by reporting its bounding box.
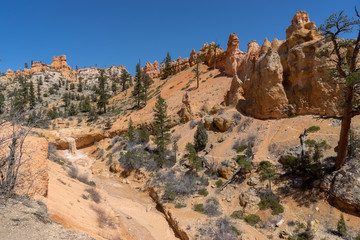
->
[0,0,358,75]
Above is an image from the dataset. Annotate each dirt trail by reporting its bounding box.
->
[45,147,178,240]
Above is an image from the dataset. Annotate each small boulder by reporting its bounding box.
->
[247,177,259,186]
[218,159,238,179]
[239,187,261,214]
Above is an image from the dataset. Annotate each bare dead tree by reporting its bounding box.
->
[319,8,360,170]
[0,111,36,200]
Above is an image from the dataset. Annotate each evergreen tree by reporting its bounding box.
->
[194,59,201,89]
[186,143,202,172]
[88,106,98,121]
[259,161,278,193]
[29,81,36,109]
[194,121,208,152]
[111,82,117,95]
[80,96,91,112]
[142,73,153,106]
[68,103,78,116]
[172,140,178,162]
[337,213,347,237]
[162,52,172,79]
[12,88,25,113]
[131,62,144,109]
[70,83,75,90]
[97,70,108,113]
[212,43,220,70]
[320,9,360,169]
[62,92,70,111]
[77,77,83,92]
[153,96,171,166]
[0,92,5,114]
[120,68,131,91]
[127,118,135,141]
[24,62,28,69]
[37,80,42,102]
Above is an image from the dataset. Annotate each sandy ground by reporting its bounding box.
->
[43,148,177,240]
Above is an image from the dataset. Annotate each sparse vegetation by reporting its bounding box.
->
[194,203,204,212]
[230,210,243,219]
[244,214,260,226]
[258,194,284,215]
[337,214,347,237]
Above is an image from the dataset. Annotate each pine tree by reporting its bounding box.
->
[259,161,278,193]
[97,70,108,113]
[111,82,117,95]
[186,143,202,172]
[162,52,172,79]
[194,121,208,152]
[80,96,91,112]
[77,77,83,92]
[172,140,178,162]
[213,43,220,70]
[37,80,42,102]
[68,103,78,116]
[194,59,201,89]
[320,9,360,169]
[131,62,144,109]
[337,213,347,237]
[62,92,71,112]
[120,68,131,92]
[153,96,171,166]
[142,73,153,106]
[127,118,135,141]
[0,92,5,114]
[29,81,36,109]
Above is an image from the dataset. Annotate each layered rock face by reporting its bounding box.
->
[143,61,160,78]
[31,61,49,73]
[50,55,71,70]
[227,11,344,118]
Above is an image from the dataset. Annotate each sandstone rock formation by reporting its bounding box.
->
[326,159,360,212]
[224,75,243,106]
[241,48,289,118]
[143,61,160,78]
[224,33,245,76]
[189,49,197,66]
[31,61,49,73]
[226,11,344,119]
[5,69,15,79]
[218,159,238,179]
[51,55,71,70]
[239,187,261,214]
[178,92,192,122]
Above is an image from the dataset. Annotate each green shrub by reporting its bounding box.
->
[337,214,347,237]
[237,156,252,170]
[162,188,176,201]
[258,194,284,215]
[198,189,209,196]
[236,145,248,153]
[230,210,243,219]
[175,203,186,208]
[194,204,204,212]
[215,179,223,188]
[244,214,260,226]
[307,126,320,133]
[231,226,241,236]
[355,235,360,240]
[106,145,113,151]
[186,143,202,171]
[194,122,208,152]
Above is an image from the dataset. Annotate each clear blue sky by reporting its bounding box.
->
[0,0,358,75]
